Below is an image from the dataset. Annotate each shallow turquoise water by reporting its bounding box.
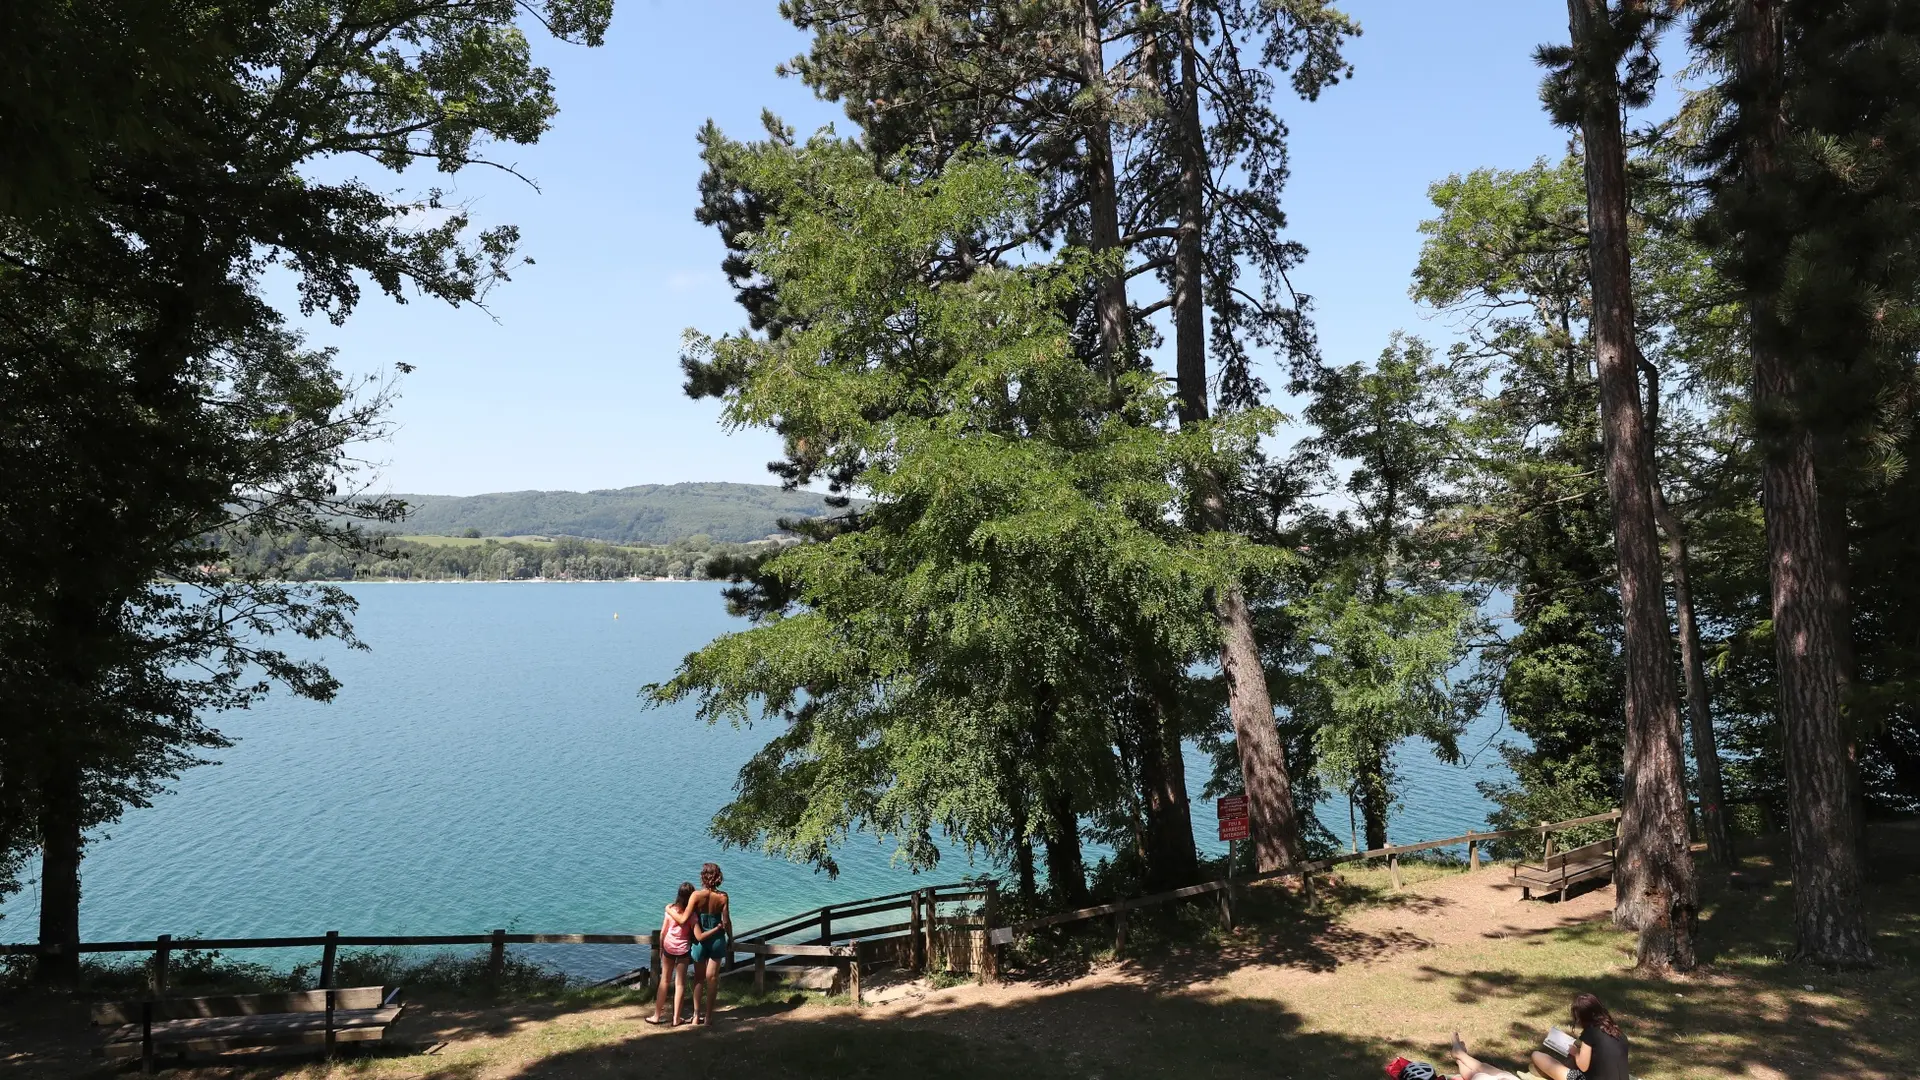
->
[0,582,1510,979]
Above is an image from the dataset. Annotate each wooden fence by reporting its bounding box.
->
[0,810,1622,1006]
[0,883,1002,1007]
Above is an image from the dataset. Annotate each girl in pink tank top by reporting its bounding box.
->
[648,882,696,1025]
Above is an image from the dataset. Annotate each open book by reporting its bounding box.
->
[1541,1027,1578,1058]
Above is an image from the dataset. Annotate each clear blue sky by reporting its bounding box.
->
[302,1,1591,497]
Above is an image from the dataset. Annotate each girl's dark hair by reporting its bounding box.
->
[674,881,694,907]
[1572,993,1621,1039]
[700,862,724,889]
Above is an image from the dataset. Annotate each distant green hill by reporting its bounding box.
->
[390,483,845,545]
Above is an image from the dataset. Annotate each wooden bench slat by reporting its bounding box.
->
[1515,864,1612,888]
[103,1024,392,1059]
[101,1005,401,1045]
[1539,838,1616,872]
[92,986,387,1025]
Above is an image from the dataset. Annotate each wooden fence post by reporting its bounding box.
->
[819,906,833,944]
[981,881,1000,984]
[649,930,662,992]
[1468,835,1481,871]
[754,953,766,994]
[849,942,864,1005]
[1113,908,1128,957]
[149,934,171,998]
[1388,851,1402,891]
[922,889,936,972]
[909,889,924,972]
[319,930,339,990]
[488,928,507,988]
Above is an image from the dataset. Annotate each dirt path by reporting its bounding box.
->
[846,865,1621,1063]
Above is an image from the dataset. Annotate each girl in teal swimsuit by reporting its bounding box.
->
[688,862,731,1025]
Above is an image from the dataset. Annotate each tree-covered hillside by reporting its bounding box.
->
[391,482,845,544]
[221,532,773,582]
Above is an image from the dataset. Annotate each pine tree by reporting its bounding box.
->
[1540,0,1699,970]
[727,0,1359,878]
[650,145,1278,893]
[1687,0,1920,966]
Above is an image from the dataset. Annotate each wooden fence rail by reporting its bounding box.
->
[2,810,1625,1001]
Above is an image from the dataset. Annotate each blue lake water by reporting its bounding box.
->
[0,582,1511,979]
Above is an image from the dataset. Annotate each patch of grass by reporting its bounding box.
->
[925,969,972,990]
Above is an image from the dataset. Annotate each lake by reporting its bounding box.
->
[0,582,1512,980]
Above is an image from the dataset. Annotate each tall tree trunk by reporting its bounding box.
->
[1078,0,1130,379]
[1735,0,1874,967]
[1565,0,1697,970]
[1655,495,1732,867]
[1818,475,1867,861]
[1138,685,1199,888]
[1165,0,1303,872]
[1043,787,1090,907]
[36,751,83,987]
[1641,359,1731,869]
[1012,796,1038,907]
[1358,745,1391,852]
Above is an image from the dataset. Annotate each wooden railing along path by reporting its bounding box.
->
[0,810,1619,1004]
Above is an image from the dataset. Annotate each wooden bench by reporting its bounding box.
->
[93,986,403,1072]
[1513,837,1616,901]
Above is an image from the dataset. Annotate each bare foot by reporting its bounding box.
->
[1454,1031,1467,1055]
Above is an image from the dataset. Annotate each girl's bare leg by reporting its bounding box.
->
[704,958,721,1021]
[672,961,687,1023]
[652,959,670,1021]
[1530,1051,1572,1080]
[1453,1033,1521,1080]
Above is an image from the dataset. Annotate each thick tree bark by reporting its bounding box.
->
[1358,746,1391,852]
[1012,798,1038,907]
[1078,0,1131,379]
[1817,475,1867,860]
[1043,787,1090,907]
[1758,422,1875,965]
[36,752,83,987]
[1165,0,1303,872]
[1014,834,1037,907]
[1734,0,1874,967]
[1565,0,1697,970]
[1138,686,1199,888]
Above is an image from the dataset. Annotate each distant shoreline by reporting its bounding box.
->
[301,577,713,585]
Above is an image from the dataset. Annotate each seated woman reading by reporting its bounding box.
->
[1448,993,1629,1080]
[1529,993,1628,1080]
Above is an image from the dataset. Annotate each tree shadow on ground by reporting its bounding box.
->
[1008,878,1468,989]
[0,987,808,1080]
[404,981,1389,1080]
[1407,836,1920,1080]
[1412,956,1916,1080]
[386,987,810,1048]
